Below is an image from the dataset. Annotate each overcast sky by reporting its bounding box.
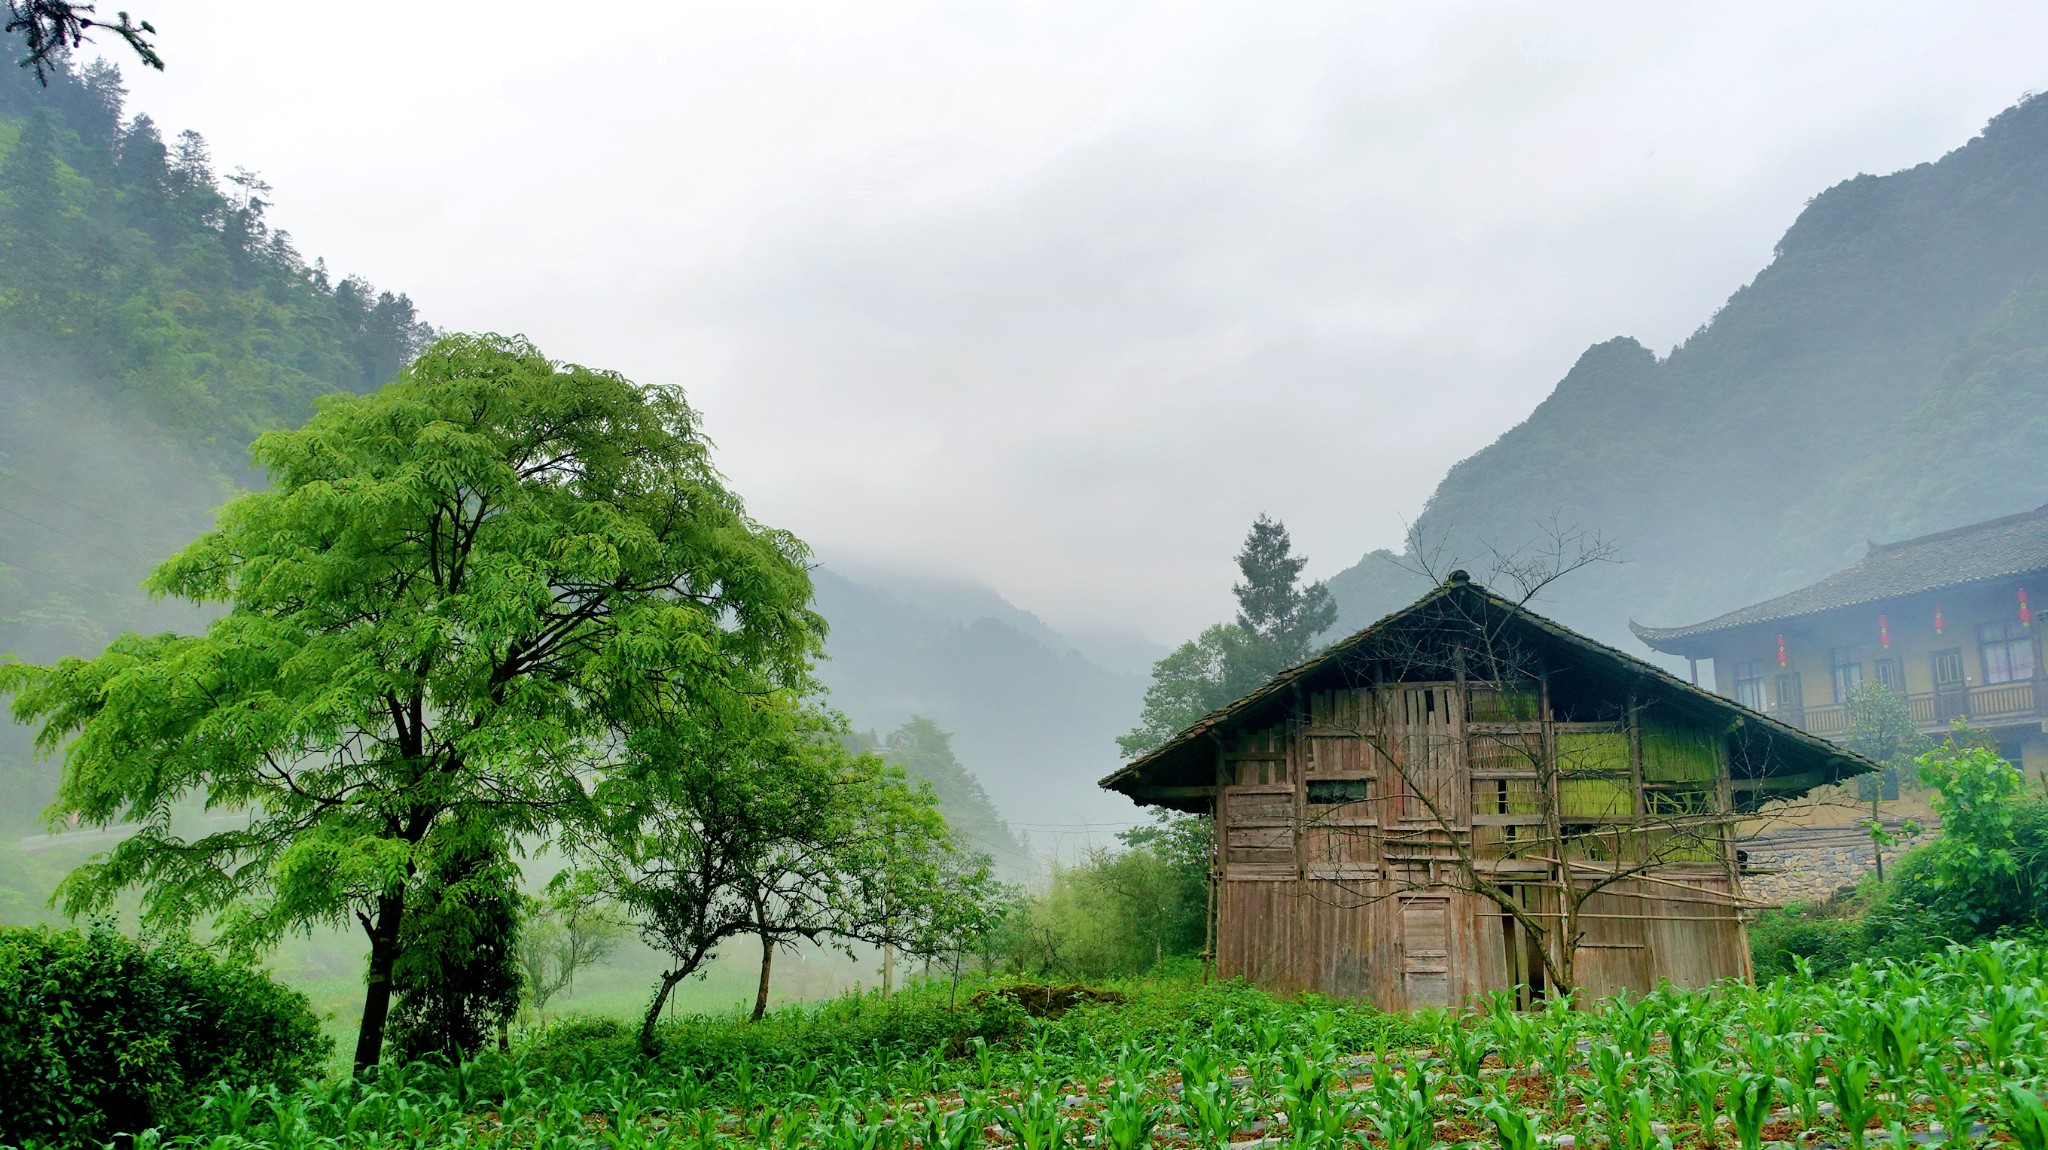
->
[96,1,2048,645]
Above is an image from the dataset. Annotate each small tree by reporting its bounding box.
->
[570,701,994,1050]
[1121,515,1334,757]
[386,834,523,1063]
[1233,513,1338,677]
[517,891,624,1018]
[1841,680,1930,878]
[0,335,822,1071]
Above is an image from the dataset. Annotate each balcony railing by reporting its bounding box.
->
[1788,679,2042,738]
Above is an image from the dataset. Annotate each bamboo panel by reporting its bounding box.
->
[1388,684,1467,825]
[1571,886,1652,997]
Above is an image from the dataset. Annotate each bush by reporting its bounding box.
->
[0,925,330,1147]
[1749,903,1861,980]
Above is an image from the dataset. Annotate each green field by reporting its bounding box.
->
[40,938,2046,1150]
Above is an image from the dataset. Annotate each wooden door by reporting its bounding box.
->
[1399,896,1452,1007]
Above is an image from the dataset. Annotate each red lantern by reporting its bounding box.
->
[1777,634,1788,667]
[1879,614,1890,648]
[2022,587,2033,628]
[1934,601,1945,635]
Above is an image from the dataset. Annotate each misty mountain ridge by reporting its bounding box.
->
[1325,90,2048,653]
[810,567,1147,832]
[0,59,1131,852]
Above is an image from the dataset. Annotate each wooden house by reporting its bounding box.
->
[1633,504,2048,772]
[1100,573,1871,1011]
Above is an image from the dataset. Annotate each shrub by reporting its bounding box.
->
[0,925,330,1147]
[1749,903,1861,980]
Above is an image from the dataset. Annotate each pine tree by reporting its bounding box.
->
[1119,515,1336,757]
[1231,513,1337,679]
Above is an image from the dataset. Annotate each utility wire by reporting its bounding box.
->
[0,503,160,569]
[0,554,189,628]
[0,466,143,532]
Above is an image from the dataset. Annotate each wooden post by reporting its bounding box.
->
[1204,728,1220,982]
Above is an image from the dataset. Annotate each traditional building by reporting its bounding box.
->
[1101,573,1868,1011]
[1633,504,2048,770]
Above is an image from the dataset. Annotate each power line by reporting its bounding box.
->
[0,503,160,570]
[0,465,146,533]
[0,554,188,628]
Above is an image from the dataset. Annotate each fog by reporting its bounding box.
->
[91,1,2048,646]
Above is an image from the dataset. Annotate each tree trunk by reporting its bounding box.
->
[640,969,685,1056]
[752,934,774,1022]
[881,943,894,999]
[352,891,405,1075]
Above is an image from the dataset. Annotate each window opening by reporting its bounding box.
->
[1829,646,1862,704]
[1980,621,2038,685]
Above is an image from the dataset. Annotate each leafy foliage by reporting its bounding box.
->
[5,4,162,85]
[0,55,436,837]
[873,716,1030,874]
[50,938,2048,1150]
[0,924,327,1148]
[1894,739,2048,935]
[997,814,1208,979]
[566,701,998,1051]
[1119,515,1333,757]
[1842,680,1929,802]
[387,837,524,1064]
[1232,513,1337,673]
[1751,741,2048,978]
[0,333,825,1069]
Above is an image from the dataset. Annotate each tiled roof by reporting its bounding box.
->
[1103,574,1872,812]
[1633,503,2048,651]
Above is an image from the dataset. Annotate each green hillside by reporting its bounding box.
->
[1328,91,2048,649]
[0,58,1074,866]
[0,58,432,833]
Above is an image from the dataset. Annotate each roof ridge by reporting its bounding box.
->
[1106,577,1871,795]
[1866,501,2048,555]
[1636,503,2048,650]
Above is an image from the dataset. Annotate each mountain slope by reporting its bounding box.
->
[811,568,1147,830]
[1327,92,2048,648]
[0,59,432,834]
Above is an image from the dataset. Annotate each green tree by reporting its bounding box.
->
[1841,680,1929,798]
[569,701,994,1050]
[385,833,523,1063]
[1118,515,1334,757]
[0,334,823,1072]
[1232,513,1337,677]
[1904,738,2046,932]
[993,809,1210,979]
[878,717,1029,871]
[6,2,162,87]
[1116,623,1251,758]
[516,890,623,1018]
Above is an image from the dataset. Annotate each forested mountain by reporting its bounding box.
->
[0,57,1114,851]
[0,58,433,833]
[1327,92,2048,654]
[812,568,1147,830]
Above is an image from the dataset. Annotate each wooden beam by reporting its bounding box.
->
[1135,785,1218,799]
